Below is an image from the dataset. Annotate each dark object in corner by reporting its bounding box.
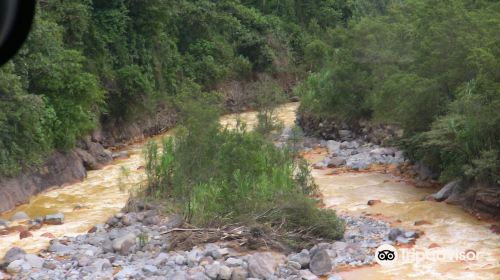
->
[0,0,36,66]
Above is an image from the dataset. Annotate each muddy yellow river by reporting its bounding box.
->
[1,102,499,279]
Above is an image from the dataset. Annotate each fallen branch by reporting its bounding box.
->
[160,227,219,235]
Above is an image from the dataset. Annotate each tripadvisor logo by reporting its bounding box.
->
[375,244,483,266]
[375,244,398,266]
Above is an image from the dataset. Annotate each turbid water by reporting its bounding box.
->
[1,102,498,279]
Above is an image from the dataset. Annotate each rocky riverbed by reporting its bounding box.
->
[0,126,430,280]
[0,204,419,280]
[3,114,497,279]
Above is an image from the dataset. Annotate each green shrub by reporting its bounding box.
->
[248,77,286,135]
[0,64,55,176]
[143,99,344,241]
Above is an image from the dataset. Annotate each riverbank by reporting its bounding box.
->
[1,103,498,280]
[297,110,500,220]
[0,73,300,214]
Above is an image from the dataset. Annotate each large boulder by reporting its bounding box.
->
[112,233,136,255]
[346,153,372,170]
[247,252,282,279]
[433,180,461,202]
[309,249,332,276]
[75,148,101,170]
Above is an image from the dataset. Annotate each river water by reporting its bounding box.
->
[1,102,498,279]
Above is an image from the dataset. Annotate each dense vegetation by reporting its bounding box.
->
[297,0,500,186]
[144,97,344,243]
[0,0,354,176]
[1,0,497,192]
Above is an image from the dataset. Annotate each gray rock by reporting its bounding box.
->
[327,157,346,167]
[75,148,101,170]
[9,211,29,221]
[326,140,341,154]
[144,215,161,226]
[43,260,57,270]
[346,153,372,170]
[309,250,332,276]
[230,267,248,280]
[24,254,43,269]
[225,257,243,267]
[328,275,343,280]
[300,269,319,280]
[287,261,301,270]
[3,247,26,263]
[433,179,461,202]
[143,264,159,275]
[396,236,411,244]
[6,259,29,273]
[205,263,221,279]
[112,233,136,255]
[48,242,71,254]
[174,254,187,265]
[114,265,139,279]
[102,239,114,253]
[369,147,396,157]
[91,258,112,273]
[153,252,170,266]
[192,271,211,280]
[219,265,232,280]
[106,216,120,226]
[44,213,64,225]
[388,228,402,241]
[288,249,310,268]
[122,213,137,226]
[403,231,418,239]
[247,252,281,279]
[77,255,92,267]
[187,249,201,267]
[330,241,347,251]
[204,244,222,260]
[170,271,189,280]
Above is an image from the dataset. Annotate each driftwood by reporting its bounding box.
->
[160,227,219,235]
